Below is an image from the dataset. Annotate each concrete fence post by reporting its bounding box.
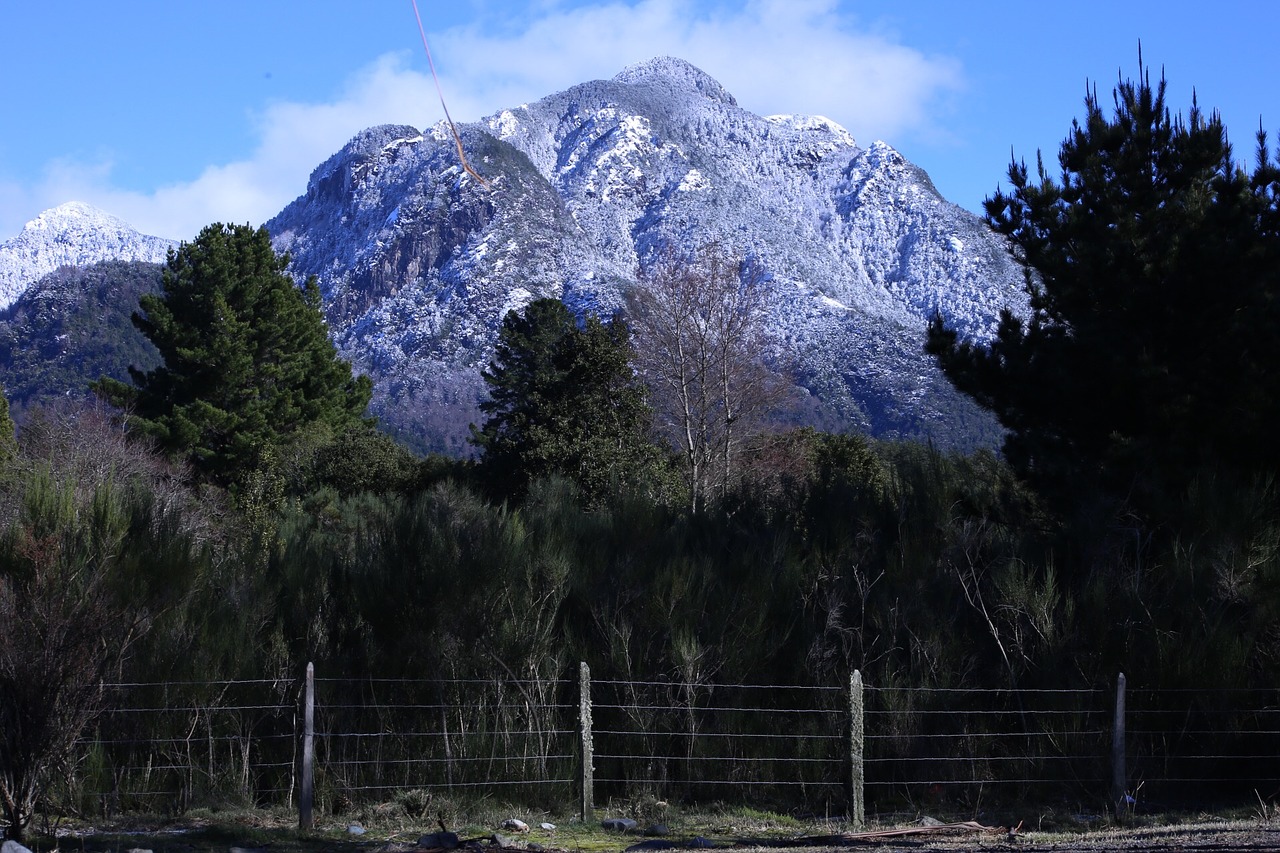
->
[1112,672,1127,814]
[580,661,594,822]
[300,662,315,830]
[849,670,865,827]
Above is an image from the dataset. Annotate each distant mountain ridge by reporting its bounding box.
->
[0,202,175,310]
[0,260,163,416]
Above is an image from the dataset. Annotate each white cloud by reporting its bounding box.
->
[6,56,438,241]
[433,0,964,140]
[3,1,962,241]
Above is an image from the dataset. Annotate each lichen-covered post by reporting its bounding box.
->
[579,661,594,822]
[849,670,865,827]
[300,661,315,830]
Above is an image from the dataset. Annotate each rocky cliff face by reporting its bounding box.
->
[267,57,1027,452]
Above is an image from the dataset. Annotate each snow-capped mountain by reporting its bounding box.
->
[0,202,176,310]
[1,58,1028,453]
[267,57,1027,450]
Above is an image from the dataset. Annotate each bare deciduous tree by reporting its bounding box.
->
[628,243,787,512]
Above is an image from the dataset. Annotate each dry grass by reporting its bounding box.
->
[17,800,1280,853]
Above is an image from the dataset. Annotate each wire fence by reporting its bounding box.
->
[1123,686,1280,802]
[591,677,849,808]
[865,684,1108,795]
[311,675,578,804]
[69,678,298,815]
[64,668,1280,820]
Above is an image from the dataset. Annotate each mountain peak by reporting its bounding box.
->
[262,56,1027,452]
[0,202,176,311]
[613,56,737,106]
[21,201,126,233]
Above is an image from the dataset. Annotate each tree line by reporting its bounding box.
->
[2,63,1280,837]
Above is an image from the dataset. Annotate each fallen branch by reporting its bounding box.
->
[781,820,1015,846]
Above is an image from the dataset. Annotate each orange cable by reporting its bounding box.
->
[410,0,488,186]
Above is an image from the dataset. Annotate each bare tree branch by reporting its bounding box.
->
[628,243,788,512]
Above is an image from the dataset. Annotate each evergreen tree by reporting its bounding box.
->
[927,65,1280,510]
[95,223,372,486]
[471,298,666,502]
[0,384,14,463]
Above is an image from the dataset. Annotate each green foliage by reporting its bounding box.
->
[6,400,1280,819]
[472,298,669,504]
[0,261,163,418]
[313,424,423,496]
[95,224,372,488]
[0,474,126,838]
[266,478,579,680]
[0,385,13,464]
[0,406,222,839]
[927,65,1280,512]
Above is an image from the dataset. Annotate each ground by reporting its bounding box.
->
[12,809,1280,853]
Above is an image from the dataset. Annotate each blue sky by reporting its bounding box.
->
[2,1,1276,241]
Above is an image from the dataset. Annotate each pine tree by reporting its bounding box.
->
[927,65,1280,510]
[95,223,372,486]
[471,298,666,502]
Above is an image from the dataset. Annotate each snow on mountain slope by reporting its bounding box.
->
[267,57,1027,451]
[0,202,176,311]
